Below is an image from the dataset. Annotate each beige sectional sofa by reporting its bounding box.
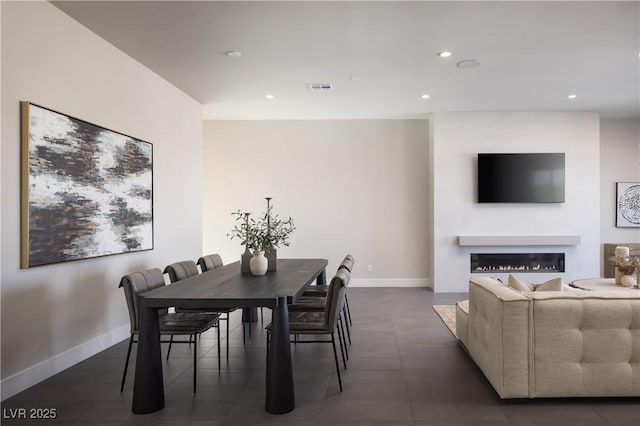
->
[456,276,640,398]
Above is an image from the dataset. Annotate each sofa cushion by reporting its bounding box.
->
[458,299,469,314]
[508,274,563,293]
[456,300,470,345]
[467,277,530,398]
[470,276,523,298]
[530,294,640,397]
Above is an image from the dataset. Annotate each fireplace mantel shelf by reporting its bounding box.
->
[458,235,581,247]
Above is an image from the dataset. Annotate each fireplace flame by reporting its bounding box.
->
[471,253,565,273]
[474,264,558,272]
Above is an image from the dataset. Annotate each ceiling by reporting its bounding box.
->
[52,1,640,120]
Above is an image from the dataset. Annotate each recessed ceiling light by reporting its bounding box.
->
[225,51,242,58]
[421,94,431,99]
[265,94,275,100]
[438,51,452,58]
[568,94,577,99]
[457,59,481,69]
[349,76,360,81]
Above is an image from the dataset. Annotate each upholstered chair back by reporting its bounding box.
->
[338,254,355,274]
[164,260,199,283]
[324,268,350,331]
[119,268,166,334]
[197,254,224,272]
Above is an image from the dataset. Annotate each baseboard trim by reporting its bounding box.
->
[1,324,129,401]
[349,278,432,288]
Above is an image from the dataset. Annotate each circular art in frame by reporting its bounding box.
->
[616,182,640,227]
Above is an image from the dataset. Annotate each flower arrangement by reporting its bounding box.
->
[608,255,640,275]
[228,211,264,251]
[262,197,295,250]
[228,198,295,252]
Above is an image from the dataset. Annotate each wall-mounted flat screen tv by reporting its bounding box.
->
[477,153,565,203]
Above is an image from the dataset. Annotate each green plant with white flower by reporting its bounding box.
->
[228,198,295,252]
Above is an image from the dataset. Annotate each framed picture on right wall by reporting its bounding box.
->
[616,182,640,227]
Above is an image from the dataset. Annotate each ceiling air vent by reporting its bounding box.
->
[308,83,332,92]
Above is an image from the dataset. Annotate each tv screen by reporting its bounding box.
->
[477,153,565,203]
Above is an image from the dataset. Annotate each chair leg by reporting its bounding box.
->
[217,322,221,371]
[342,305,352,342]
[260,307,264,324]
[193,333,198,393]
[336,324,347,369]
[331,333,343,392]
[341,309,352,345]
[226,313,230,361]
[120,334,134,392]
[167,335,174,360]
[345,294,353,326]
[339,317,349,360]
[242,318,246,345]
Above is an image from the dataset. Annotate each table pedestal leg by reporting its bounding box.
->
[132,305,164,414]
[317,268,327,285]
[242,307,258,322]
[265,296,294,414]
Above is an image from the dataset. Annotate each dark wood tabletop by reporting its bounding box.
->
[141,259,328,310]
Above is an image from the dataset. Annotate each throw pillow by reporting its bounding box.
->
[508,274,533,292]
[508,274,563,292]
[534,278,563,291]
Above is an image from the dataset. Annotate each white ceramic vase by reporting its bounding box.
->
[250,250,268,276]
[614,246,630,285]
[620,274,635,288]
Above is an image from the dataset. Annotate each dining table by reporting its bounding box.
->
[131,258,328,415]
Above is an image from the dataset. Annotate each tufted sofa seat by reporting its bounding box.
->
[456,276,640,398]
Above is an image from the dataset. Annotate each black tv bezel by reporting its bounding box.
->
[477,152,566,204]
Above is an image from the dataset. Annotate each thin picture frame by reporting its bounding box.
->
[21,101,154,268]
[616,181,640,228]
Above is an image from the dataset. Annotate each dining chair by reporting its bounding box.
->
[196,254,257,346]
[266,268,351,391]
[164,260,224,369]
[118,268,219,393]
[293,254,355,342]
[197,254,264,338]
[197,253,224,271]
[288,258,352,357]
[196,254,242,356]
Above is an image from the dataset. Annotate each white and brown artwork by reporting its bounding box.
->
[21,102,153,268]
[616,182,640,228]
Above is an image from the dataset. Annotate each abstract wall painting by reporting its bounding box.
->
[616,182,640,228]
[21,102,153,268]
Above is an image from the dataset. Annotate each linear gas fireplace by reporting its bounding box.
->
[471,253,565,273]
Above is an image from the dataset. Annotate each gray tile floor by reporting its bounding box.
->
[2,288,638,425]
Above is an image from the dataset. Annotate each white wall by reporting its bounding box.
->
[1,1,203,399]
[202,120,430,286]
[431,112,601,292]
[600,118,640,253]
